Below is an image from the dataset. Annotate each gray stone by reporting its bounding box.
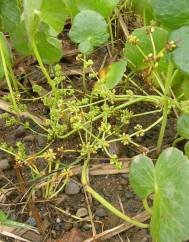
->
[76,208,88,218]
[23,135,35,142]
[15,125,26,138]
[0,159,10,171]
[26,217,36,226]
[95,207,107,218]
[65,180,80,195]
[64,222,73,231]
[37,135,47,147]
[121,173,129,179]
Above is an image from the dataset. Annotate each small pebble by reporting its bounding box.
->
[37,135,47,147]
[95,207,107,218]
[23,134,35,142]
[125,191,133,199]
[65,180,80,195]
[76,208,88,218]
[56,218,61,223]
[26,217,36,226]
[15,125,26,138]
[0,159,10,171]
[121,174,129,179]
[83,223,91,231]
[64,222,73,231]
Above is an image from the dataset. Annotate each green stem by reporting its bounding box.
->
[142,199,152,215]
[82,55,87,93]
[157,62,174,153]
[82,158,149,229]
[108,17,114,50]
[0,43,18,111]
[172,136,185,147]
[31,38,57,96]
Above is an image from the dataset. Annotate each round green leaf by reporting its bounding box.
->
[170,26,189,75]
[177,113,189,139]
[69,10,109,54]
[76,0,119,18]
[41,0,68,33]
[129,155,155,199]
[151,0,189,29]
[0,0,20,32]
[151,148,189,242]
[124,26,168,72]
[103,60,127,89]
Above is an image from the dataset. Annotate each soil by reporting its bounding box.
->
[0,11,181,242]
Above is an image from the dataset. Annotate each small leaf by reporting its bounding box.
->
[0,0,20,32]
[129,155,155,199]
[76,0,119,18]
[151,0,189,29]
[177,113,189,139]
[170,26,189,75]
[102,60,127,89]
[69,10,109,54]
[41,0,68,33]
[184,141,189,158]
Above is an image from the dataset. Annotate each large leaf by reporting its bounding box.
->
[23,0,42,36]
[101,60,127,89]
[0,0,20,32]
[132,0,154,24]
[41,0,68,33]
[10,20,33,56]
[130,147,189,242]
[177,113,189,139]
[76,0,119,18]
[63,0,78,20]
[0,32,12,79]
[35,28,62,64]
[170,26,189,75]
[124,26,169,87]
[11,21,62,64]
[151,0,189,29]
[11,1,63,64]
[69,10,109,54]
[124,26,168,71]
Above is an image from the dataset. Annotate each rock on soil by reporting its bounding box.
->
[0,159,10,170]
[95,207,107,218]
[76,208,88,218]
[65,180,80,195]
